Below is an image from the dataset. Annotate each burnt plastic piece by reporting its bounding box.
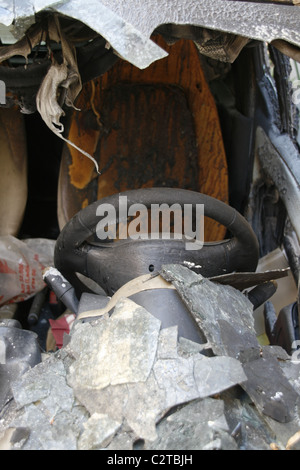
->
[43,268,79,314]
[247,281,277,310]
[264,301,299,355]
[27,287,48,326]
[209,269,288,291]
[54,188,259,297]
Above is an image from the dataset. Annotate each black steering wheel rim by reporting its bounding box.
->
[54,188,259,296]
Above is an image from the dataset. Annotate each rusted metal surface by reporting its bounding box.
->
[58,37,228,241]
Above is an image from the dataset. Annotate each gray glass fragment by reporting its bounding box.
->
[67,298,161,390]
[242,357,299,423]
[193,355,247,398]
[78,413,121,450]
[157,326,178,359]
[259,359,300,448]
[11,356,74,413]
[160,264,258,358]
[105,430,136,451]
[145,398,238,450]
[10,403,87,450]
[177,336,208,358]
[5,352,89,450]
[0,326,41,411]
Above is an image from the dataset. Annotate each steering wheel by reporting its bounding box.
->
[54,188,259,297]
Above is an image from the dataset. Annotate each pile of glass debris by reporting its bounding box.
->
[1,265,300,451]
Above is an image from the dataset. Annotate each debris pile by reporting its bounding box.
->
[1,265,300,450]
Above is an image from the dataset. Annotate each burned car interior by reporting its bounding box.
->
[1,0,300,451]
